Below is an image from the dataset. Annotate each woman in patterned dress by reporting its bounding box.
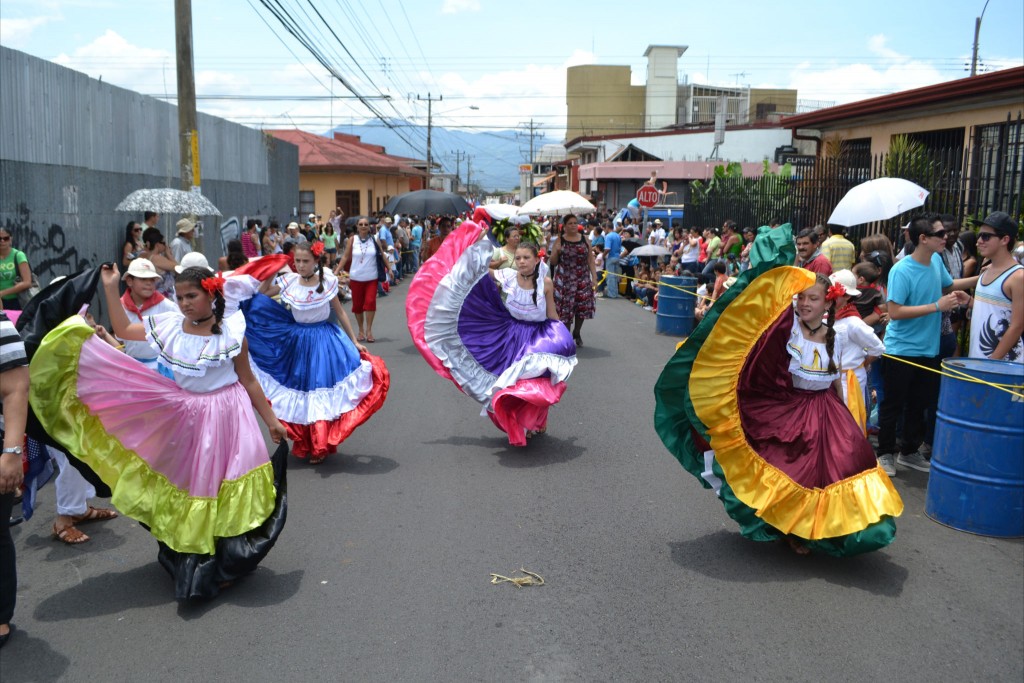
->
[549,214,597,346]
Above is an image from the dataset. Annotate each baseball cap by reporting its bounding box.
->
[176,218,196,234]
[175,251,212,273]
[830,269,862,297]
[980,211,1018,238]
[122,258,162,280]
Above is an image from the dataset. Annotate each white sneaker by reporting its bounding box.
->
[897,452,931,472]
[877,454,896,477]
[643,306,653,311]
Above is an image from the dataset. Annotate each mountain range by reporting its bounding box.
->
[325,120,559,191]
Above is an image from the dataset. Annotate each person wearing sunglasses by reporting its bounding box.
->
[875,214,976,478]
[0,229,33,311]
[968,211,1023,362]
[121,221,145,268]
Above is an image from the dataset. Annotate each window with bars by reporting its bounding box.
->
[299,190,315,216]
[970,116,1024,219]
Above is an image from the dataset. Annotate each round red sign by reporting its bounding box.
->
[636,185,660,208]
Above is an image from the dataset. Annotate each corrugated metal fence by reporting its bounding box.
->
[0,46,298,285]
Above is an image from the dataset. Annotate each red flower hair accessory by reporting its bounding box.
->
[826,283,846,301]
[201,274,226,295]
[311,241,325,258]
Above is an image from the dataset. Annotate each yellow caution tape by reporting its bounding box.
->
[880,354,1024,399]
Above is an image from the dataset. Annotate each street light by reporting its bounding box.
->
[970,0,991,77]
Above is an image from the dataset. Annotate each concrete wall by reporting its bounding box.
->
[644,47,685,131]
[565,65,645,141]
[0,46,298,285]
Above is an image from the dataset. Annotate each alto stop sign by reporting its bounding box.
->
[636,185,660,208]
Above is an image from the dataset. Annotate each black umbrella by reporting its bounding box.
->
[383,190,471,217]
[622,238,643,253]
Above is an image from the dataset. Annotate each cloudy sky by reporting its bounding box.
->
[2,0,1022,145]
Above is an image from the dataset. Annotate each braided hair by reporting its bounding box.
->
[175,266,225,334]
[815,273,838,374]
[293,242,326,293]
[516,242,541,307]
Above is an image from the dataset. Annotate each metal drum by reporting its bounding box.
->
[655,275,697,337]
[926,358,1024,537]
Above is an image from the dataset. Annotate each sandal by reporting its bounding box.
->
[73,505,118,524]
[357,333,366,342]
[53,523,90,544]
[309,455,327,465]
[366,335,376,343]
[785,538,811,556]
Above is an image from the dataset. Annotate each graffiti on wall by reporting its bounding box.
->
[2,203,96,285]
[220,216,240,254]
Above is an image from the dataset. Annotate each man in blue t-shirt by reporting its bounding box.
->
[602,225,623,299]
[877,215,972,477]
[409,218,424,273]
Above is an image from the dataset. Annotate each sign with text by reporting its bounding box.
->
[636,185,660,208]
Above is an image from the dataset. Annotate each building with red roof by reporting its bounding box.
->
[266,129,425,218]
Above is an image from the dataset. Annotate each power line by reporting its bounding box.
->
[252,0,423,152]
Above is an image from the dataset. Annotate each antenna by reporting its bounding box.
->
[730,71,748,85]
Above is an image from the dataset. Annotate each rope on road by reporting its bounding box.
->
[598,270,708,296]
[490,568,545,588]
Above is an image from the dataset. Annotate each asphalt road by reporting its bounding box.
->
[3,285,1022,683]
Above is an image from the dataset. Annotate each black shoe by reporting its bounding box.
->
[0,624,14,649]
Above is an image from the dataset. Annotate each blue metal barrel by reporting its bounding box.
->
[655,275,697,337]
[926,358,1024,537]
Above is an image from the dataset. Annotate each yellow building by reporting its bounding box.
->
[266,130,425,218]
[565,45,800,141]
[565,65,646,141]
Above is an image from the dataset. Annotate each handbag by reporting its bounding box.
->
[14,250,41,307]
[372,238,388,282]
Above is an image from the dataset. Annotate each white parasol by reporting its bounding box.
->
[827,178,928,227]
[516,190,595,217]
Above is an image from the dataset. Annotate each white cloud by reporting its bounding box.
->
[425,49,594,137]
[0,16,56,47]
[53,29,173,92]
[787,35,948,105]
[441,0,480,14]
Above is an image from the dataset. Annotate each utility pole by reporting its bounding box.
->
[450,150,466,192]
[417,93,442,189]
[175,0,199,193]
[970,0,991,77]
[520,119,541,195]
[465,155,473,199]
